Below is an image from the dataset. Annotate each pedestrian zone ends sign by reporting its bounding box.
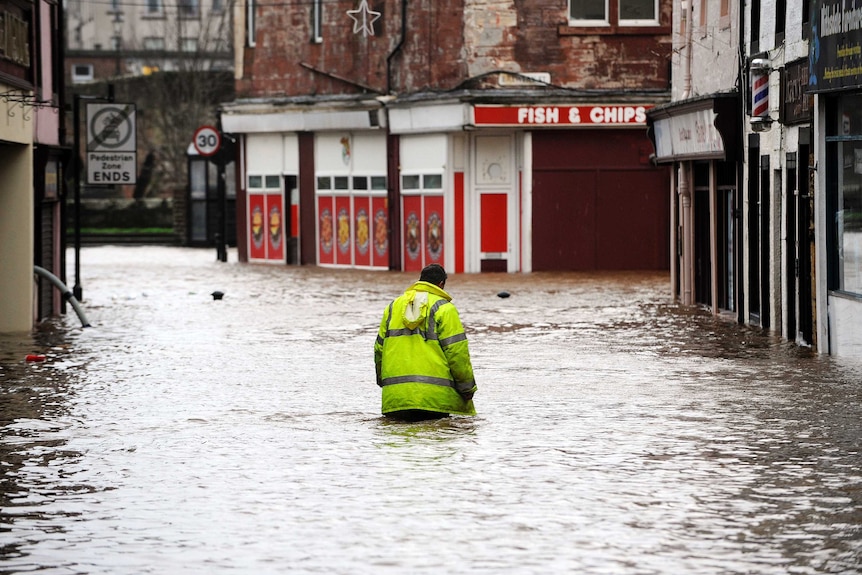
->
[86,103,137,185]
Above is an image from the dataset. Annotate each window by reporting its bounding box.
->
[179,0,199,18]
[720,0,730,28]
[312,0,323,43]
[71,63,93,83]
[143,37,165,50]
[569,0,608,24]
[247,0,256,47]
[147,0,163,15]
[212,0,224,12]
[569,0,658,26]
[750,0,761,51]
[827,95,862,296]
[181,38,198,52]
[619,0,657,24]
[402,173,444,192]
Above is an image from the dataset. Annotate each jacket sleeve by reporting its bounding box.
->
[436,304,477,397]
[373,307,388,387]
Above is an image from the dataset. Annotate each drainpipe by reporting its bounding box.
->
[386,0,407,94]
[679,0,695,304]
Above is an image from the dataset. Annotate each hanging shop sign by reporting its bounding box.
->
[781,58,812,124]
[651,107,725,161]
[809,0,862,92]
[472,104,653,127]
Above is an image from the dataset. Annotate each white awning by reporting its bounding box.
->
[221,109,384,133]
[387,103,471,134]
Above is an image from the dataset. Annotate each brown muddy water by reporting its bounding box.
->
[1,246,861,574]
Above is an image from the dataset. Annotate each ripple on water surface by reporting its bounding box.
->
[1,247,861,574]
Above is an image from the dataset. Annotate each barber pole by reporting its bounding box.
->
[751,68,769,117]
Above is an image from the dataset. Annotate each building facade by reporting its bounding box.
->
[647,0,743,317]
[810,0,862,357]
[742,0,815,348]
[0,0,66,332]
[648,0,862,360]
[222,0,673,272]
[64,0,232,83]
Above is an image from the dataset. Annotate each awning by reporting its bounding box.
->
[646,93,739,163]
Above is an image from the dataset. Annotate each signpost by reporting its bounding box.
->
[194,124,227,262]
[86,103,137,185]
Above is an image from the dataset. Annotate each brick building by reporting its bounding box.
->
[222,0,673,272]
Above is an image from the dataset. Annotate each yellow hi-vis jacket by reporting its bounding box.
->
[374,280,477,416]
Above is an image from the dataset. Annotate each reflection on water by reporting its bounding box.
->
[1,246,861,574]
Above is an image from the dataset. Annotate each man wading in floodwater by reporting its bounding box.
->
[374,264,477,422]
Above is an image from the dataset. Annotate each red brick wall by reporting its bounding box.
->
[239,0,672,97]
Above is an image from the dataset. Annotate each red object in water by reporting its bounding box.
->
[25,354,46,362]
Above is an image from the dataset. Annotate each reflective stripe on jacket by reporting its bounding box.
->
[374,281,476,416]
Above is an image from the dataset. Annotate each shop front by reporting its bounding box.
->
[810,0,862,358]
[224,97,670,275]
[647,94,740,313]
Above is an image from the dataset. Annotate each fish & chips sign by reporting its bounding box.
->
[473,105,652,127]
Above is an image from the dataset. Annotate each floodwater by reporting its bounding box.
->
[2,246,862,575]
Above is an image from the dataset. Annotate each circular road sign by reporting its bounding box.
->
[193,125,221,157]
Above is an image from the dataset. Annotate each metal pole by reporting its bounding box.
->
[73,94,82,301]
[217,152,227,263]
[72,87,115,301]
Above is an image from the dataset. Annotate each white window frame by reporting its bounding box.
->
[619,0,660,26]
[71,63,94,83]
[568,0,660,26]
[568,0,610,26]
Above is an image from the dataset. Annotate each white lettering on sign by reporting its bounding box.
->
[512,106,646,125]
[517,107,561,124]
[590,106,647,124]
[473,104,653,127]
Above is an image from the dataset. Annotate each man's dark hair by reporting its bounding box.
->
[420,263,447,287]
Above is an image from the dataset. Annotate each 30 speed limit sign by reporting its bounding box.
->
[193,125,221,156]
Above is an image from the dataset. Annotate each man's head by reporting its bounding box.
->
[419,263,447,288]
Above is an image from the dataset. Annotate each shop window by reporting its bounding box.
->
[402,175,420,189]
[827,94,862,296]
[265,175,280,188]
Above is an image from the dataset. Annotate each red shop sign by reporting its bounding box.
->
[473,105,653,127]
